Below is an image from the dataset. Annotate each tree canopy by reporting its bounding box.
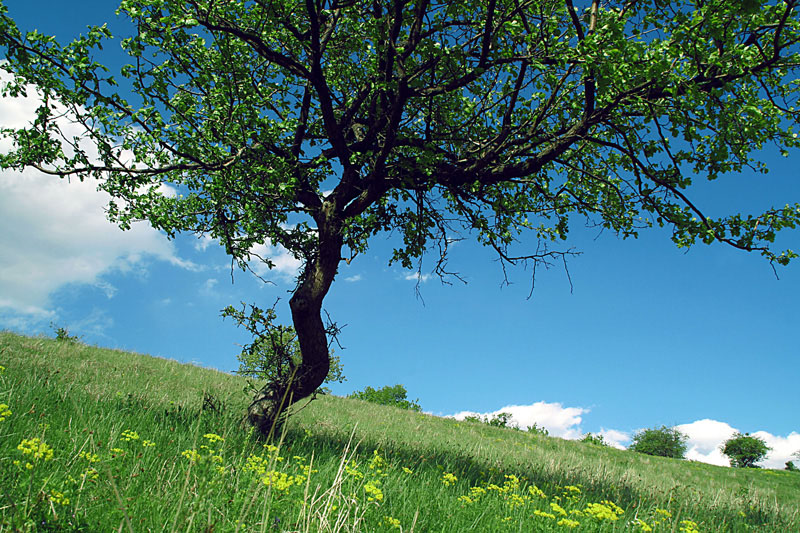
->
[721,432,771,468]
[2,0,800,431]
[628,425,688,459]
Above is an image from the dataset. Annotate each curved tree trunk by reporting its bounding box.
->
[247,203,343,436]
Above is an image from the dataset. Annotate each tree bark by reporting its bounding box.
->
[247,201,343,436]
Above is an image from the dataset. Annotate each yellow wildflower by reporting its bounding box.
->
[402,467,413,474]
[263,470,301,493]
[384,516,401,529]
[503,474,521,492]
[441,472,458,486]
[369,450,387,472]
[18,438,54,461]
[557,518,581,528]
[533,510,556,519]
[528,485,546,499]
[142,439,155,448]
[458,495,474,504]
[203,433,224,443]
[79,451,99,463]
[120,429,139,441]
[655,508,672,520]
[551,502,568,516]
[345,463,364,480]
[470,486,487,498]
[633,518,654,532]
[508,493,526,508]
[364,481,384,502]
[0,403,11,422]
[679,519,700,533]
[181,449,201,462]
[49,490,70,506]
[584,502,623,521]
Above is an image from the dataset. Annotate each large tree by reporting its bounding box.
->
[2,0,800,433]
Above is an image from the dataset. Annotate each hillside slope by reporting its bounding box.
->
[1,331,797,531]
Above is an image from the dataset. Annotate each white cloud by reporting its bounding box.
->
[751,431,800,470]
[676,419,738,466]
[344,274,362,282]
[597,428,631,450]
[194,233,216,251]
[249,241,303,281]
[0,73,196,321]
[671,420,799,469]
[449,401,589,439]
[404,272,431,283]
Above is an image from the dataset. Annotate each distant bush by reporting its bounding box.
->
[785,461,798,472]
[462,413,549,435]
[628,426,688,459]
[581,433,609,447]
[51,323,80,343]
[463,412,516,428]
[721,433,771,468]
[348,384,422,412]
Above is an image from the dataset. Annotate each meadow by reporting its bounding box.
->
[0,331,798,531]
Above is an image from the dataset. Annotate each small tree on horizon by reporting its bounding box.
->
[721,433,771,468]
[348,384,422,412]
[628,426,688,459]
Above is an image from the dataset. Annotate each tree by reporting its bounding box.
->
[628,426,688,459]
[721,432,771,468]
[348,384,422,412]
[225,303,346,396]
[2,0,800,433]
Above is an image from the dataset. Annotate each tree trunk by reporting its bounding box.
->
[247,202,342,436]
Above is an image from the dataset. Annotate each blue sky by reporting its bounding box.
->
[1,1,798,468]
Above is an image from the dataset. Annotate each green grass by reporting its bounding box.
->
[1,331,798,531]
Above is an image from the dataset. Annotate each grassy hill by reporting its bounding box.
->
[1,331,798,531]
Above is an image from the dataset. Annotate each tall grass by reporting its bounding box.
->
[1,331,797,531]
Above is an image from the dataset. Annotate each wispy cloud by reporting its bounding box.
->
[404,272,431,283]
[344,274,362,282]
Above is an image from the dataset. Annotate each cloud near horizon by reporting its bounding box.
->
[446,403,799,469]
[449,401,588,439]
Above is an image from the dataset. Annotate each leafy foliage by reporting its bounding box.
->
[3,0,800,425]
[628,426,688,459]
[581,433,609,447]
[51,323,80,344]
[222,302,345,395]
[721,433,771,468]
[348,384,422,412]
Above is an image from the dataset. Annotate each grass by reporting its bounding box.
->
[0,331,798,531]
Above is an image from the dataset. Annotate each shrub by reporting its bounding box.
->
[721,433,771,468]
[581,433,609,447]
[628,426,688,459]
[51,323,80,343]
[224,303,345,394]
[348,384,422,412]
[785,461,799,472]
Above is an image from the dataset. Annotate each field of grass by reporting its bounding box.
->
[1,331,798,531]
